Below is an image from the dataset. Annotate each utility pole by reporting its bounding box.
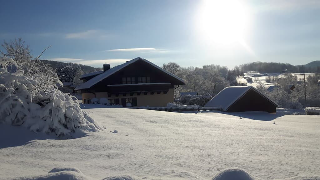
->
[301,73,306,105]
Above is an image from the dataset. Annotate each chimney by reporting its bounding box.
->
[103,64,110,72]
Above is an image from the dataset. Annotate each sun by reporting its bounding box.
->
[196,0,250,45]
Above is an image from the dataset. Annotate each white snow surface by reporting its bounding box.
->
[1,108,320,180]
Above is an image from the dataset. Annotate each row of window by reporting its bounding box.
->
[122,76,151,84]
[83,98,137,106]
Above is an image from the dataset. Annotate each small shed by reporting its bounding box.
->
[204,86,277,113]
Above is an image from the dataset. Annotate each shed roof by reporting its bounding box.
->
[75,57,185,90]
[204,86,277,111]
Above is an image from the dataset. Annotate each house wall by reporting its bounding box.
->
[92,60,184,92]
[227,89,277,113]
[82,88,174,107]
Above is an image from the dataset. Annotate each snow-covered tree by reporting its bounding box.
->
[56,64,84,85]
[163,62,181,75]
[0,39,101,136]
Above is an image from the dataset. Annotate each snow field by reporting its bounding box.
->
[1,108,320,180]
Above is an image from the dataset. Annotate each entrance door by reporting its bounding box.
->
[132,97,137,106]
[121,98,126,107]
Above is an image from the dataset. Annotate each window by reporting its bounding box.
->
[142,77,146,83]
[127,77,131,84]
[122,77,135,84]
[126,98,133,103]
[137,76,150,83]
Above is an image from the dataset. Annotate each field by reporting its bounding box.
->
[1,107,320,180]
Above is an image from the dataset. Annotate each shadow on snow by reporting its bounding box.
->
[199,108,303,121]
[0,124,89,149]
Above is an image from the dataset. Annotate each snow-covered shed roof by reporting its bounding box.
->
[204,86,277,111]
[75,57,185,90]
[80,71,103,79]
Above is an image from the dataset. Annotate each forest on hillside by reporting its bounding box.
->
[239,61,320,73]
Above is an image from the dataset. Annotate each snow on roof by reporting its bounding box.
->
[205,86,251,110]
[80,71,103,79]
[204,86,277,111]
[75,57,184,90]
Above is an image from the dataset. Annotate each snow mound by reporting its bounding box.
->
[212,169,253,180]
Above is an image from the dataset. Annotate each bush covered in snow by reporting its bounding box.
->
[99,98,110,105]
[305,107,320,115]
[91,98,99,104]
[179,94,212,107]
[0,40,101,136]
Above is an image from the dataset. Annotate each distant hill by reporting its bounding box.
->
[41,60,101,74]
[239,61,320,73]
[304,61,320,68]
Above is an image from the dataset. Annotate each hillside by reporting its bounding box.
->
[41,60,101,74]
[305,60,320,68]
[239,61,320,73]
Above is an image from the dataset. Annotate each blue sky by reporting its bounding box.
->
[1,0,320,69]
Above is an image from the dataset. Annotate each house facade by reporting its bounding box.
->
[75,57,185,107]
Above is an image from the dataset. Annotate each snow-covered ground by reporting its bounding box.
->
[1,107,320,180]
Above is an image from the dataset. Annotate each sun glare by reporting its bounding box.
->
[196,0,250,45]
